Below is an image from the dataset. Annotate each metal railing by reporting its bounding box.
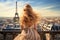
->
[38,30,60,40]
[0,29,60,40]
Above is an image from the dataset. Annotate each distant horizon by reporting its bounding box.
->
[0,16,60,18]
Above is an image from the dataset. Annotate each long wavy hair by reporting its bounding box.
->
[14,4,41,40]
[20,4,40,28]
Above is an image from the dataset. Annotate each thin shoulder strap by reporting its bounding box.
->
[34,24,37,30]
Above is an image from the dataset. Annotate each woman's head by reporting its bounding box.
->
[20,4,40,28]
[24,4,32,11]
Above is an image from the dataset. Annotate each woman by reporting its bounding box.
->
[14,4,41,40]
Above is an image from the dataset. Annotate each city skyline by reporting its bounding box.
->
[0,0,60,17]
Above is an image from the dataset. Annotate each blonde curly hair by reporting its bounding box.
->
[20,4,40,28]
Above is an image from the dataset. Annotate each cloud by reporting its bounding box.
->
[0,0,60,17]
[40,9,60,17]
[33,5,60,17]
[0,1,23,17]
[40,6,54,10]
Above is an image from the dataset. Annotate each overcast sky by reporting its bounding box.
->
[0,0,60,17]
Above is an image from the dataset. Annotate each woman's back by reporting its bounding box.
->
[14,28,41,40]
